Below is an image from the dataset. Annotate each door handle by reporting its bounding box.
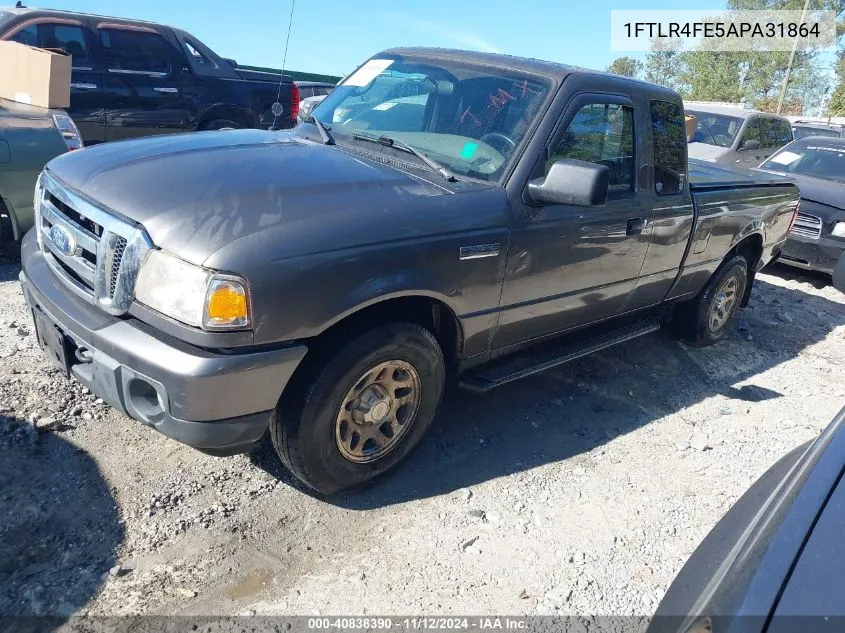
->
[153,87,178,94]
[626,217,646,236]
[70,82,97,90]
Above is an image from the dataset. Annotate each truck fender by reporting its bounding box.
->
[730,221,765,254]
[728,226,765,307]
[320,268,462,335]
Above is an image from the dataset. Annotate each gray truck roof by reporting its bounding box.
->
[383,47,681,102]
[0,6,171,29]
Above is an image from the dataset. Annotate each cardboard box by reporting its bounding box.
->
[0,41,71,109]
[685,114,697,141]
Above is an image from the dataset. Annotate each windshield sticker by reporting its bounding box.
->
[344,59,394,87]
[806,145,845,154]
[460,142,479,159]
[769,150,801,165]
[373,102,398,111]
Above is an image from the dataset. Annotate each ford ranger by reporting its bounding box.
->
[19,48,799,493]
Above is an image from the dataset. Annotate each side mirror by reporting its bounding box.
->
[528,159,610,207]
[741,139,761,151]
[222,57,238,67]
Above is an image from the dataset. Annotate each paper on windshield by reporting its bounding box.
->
[373,101,398,111]
[344,59,394,87]
[769,150,801,165]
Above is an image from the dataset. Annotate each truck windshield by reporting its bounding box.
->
[761,144,845,182]
[688,112,743,148]
[311,55,551,181]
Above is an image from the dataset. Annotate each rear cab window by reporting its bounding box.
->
[650,100,687,195]
[760,117,792,148]
[98,25,173,75]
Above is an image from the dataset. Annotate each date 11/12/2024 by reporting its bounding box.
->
[307,617,529,630]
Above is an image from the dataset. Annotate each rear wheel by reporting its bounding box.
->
[270,323,445,494]
[674,254,749,347]
[199,118,242,131]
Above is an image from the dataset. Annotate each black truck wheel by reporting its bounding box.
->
[271,323,445,494]
[674,254,749,347]
[200,119,242,131]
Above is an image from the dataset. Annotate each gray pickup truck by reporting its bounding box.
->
[20,48,799,493]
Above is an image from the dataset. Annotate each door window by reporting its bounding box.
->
[740,118,761,148]
[8,23,38,46]
[184,40,208,65]
[99,27,172,75]
[650,100,687,195]
[548,102,635,192]
[9,22,91,68]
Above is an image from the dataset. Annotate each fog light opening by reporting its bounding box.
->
[127,378,165,421]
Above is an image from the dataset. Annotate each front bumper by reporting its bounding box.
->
[20,230,307,455]
[780,233,845,276]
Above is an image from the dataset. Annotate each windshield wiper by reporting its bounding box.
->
[304,115,334,145]
[352,133,457,182]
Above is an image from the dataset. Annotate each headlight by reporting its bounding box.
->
[134,250,250,330]
[832,222,845,238]
[33,172,45,249]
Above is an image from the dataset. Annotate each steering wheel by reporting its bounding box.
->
[480,133,516,155]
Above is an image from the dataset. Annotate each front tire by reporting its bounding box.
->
[674,254,749,347]
[271,323,445,494]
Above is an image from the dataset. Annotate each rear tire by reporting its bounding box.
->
[674,254,749,347]
[199,118,242,131]
[270,323,445,494]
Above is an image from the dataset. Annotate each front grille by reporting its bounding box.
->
[790,212,822,239]
[36,173,152,315]
[108,237,128,298]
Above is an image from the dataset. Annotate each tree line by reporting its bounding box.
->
[606,0,845,116]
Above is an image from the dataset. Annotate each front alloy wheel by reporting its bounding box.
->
[336,360,421,463]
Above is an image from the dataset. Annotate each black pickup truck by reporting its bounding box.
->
[0,7,298,145]
[20,48,799,493]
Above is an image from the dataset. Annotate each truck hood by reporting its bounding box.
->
[757,169,845,211]
[45,129,450,266]
[687,142,731,162]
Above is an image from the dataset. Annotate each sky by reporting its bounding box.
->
[36,0,732,76]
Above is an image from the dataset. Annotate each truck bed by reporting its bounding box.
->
[689,158,796,190]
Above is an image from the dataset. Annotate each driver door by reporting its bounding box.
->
[492,94,651,350]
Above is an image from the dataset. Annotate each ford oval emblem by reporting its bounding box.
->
[48,224,77,257]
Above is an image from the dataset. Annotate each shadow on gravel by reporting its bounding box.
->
[252,276,844,509]
[764,261,834,289]
[0,416,123,628]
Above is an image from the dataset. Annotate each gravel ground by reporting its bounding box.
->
[1,246,844,620]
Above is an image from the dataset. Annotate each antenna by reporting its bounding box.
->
[270,0,297,130]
